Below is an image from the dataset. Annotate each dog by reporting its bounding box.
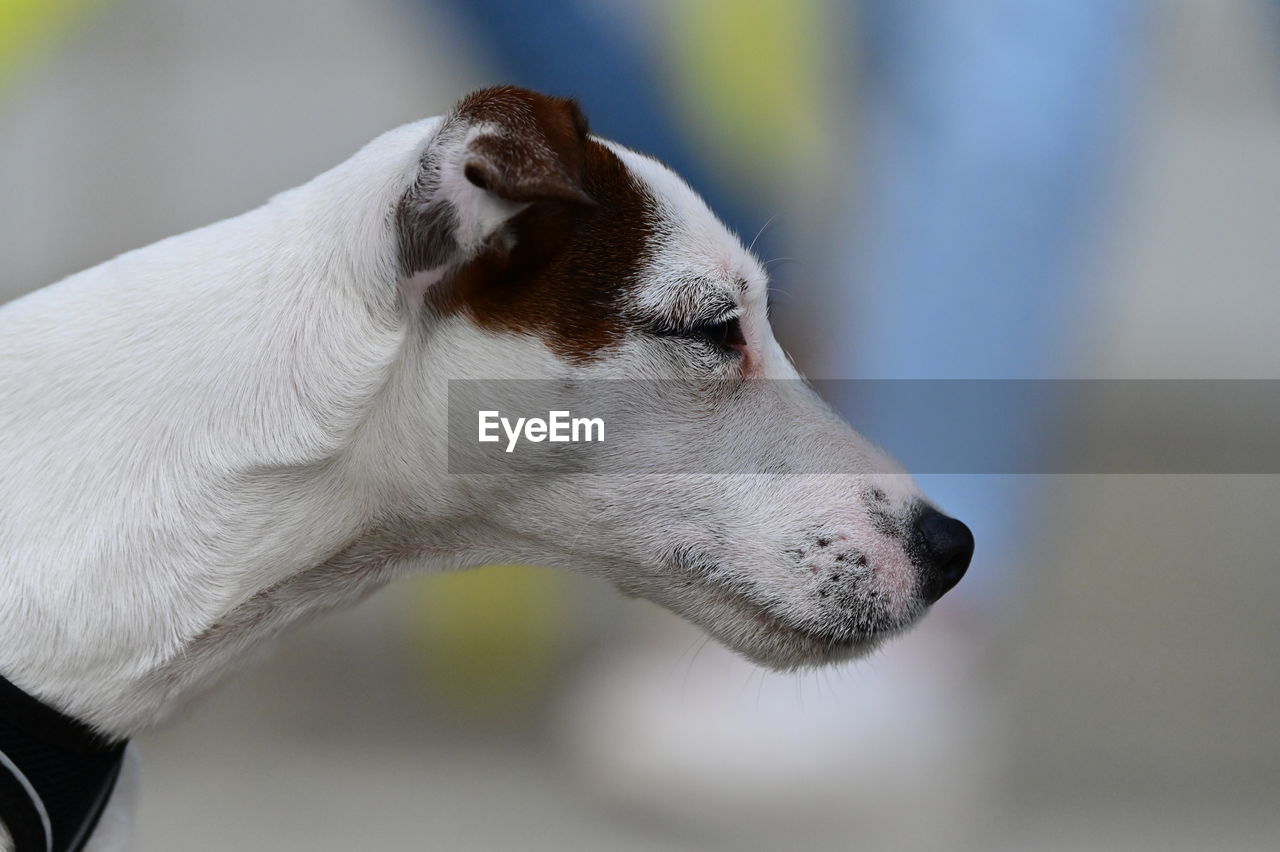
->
[0,86,972,851]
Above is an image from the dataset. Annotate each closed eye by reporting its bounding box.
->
[652,314,745,354]
[692,315,745,351]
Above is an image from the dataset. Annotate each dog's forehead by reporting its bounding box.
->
[604,142,768,310]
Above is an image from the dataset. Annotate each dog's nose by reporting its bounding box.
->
[915,508,974,604]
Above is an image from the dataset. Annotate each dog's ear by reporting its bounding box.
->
[397,86,595,278]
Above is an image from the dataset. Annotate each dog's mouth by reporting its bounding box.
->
[615,551,918,671]
[667,578,911,671]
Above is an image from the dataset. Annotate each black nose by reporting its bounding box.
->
[915,508,974,604]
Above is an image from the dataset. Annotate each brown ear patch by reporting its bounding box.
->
[397,86,596,276]
[433,135,656,363]
[416,87,659,364]
[455,86,595,206]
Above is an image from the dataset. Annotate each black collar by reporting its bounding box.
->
[0,672,127,852]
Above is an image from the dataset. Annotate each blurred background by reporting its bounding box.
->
[2,0,1279,849]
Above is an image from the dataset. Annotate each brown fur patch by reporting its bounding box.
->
[454,86,595,206]
[419,88,658,363]
[436,140,654,362]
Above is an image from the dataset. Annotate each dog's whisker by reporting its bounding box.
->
[564,501,616,561]
[763,256,802,268]
[748,212,782,255]
[681,635,715,695]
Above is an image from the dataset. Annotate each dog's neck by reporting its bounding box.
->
[0,119,493,738]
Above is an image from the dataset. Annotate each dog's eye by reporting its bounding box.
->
[690,316,745,351]
[651,313,746,355]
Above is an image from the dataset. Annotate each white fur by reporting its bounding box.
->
[0,110,931,850]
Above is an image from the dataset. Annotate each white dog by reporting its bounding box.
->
[0,86,972,851]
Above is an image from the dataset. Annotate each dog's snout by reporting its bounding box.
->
[915,508,973,604]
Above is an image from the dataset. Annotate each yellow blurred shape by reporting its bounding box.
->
[0,0,108,96]
[407,564,571,723]
[662,0,829,189]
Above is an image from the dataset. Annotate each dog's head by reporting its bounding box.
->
[390,86,972,670]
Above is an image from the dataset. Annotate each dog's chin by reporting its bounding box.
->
[657,582,913,672]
